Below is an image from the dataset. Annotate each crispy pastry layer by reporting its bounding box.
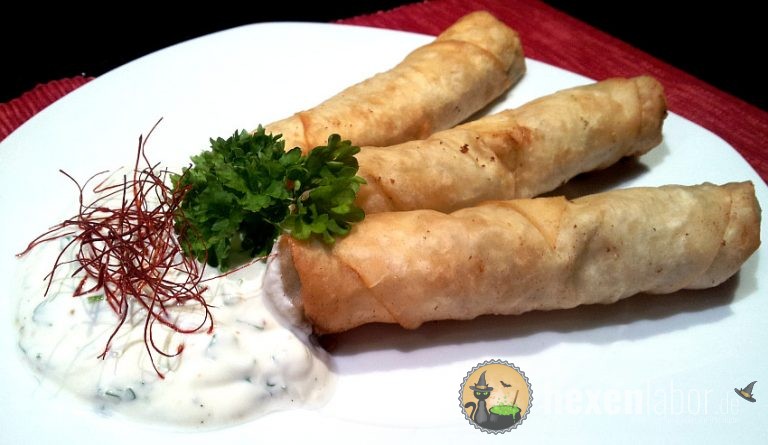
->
[275,182,760,333]
[265,11,525,152]
[356,76,667,213]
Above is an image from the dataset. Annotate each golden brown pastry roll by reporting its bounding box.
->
[266,182,761,334]
[356,76,667,213]
[265,11,525,152]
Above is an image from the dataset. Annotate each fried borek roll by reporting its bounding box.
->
[266,182,760,334]
[265,11,525,152]
[356,76,667,213]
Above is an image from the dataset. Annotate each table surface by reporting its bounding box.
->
[2,0,767,183]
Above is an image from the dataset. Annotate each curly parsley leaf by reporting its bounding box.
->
[172,127,365,270]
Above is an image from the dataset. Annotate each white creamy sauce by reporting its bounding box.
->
[262,245,306,329]
[14,240,332,427]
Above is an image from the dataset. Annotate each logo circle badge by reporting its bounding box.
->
[459,359,532,433]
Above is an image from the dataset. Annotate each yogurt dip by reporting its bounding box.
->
[14,240,333,427]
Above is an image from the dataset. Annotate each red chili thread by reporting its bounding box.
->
[17,119,214,379]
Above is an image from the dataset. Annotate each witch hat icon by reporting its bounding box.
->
[470,371,494,392]
[734,381,757,402]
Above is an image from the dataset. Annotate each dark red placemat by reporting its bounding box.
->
[338,0,768,182]
[3,0,767,183]
[0,76,92,140]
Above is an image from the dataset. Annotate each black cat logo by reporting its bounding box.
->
[459,360,532,434]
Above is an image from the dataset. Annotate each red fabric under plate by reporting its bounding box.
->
[0,76,92,141]
[2,0,766,182]
[338,0,768,182]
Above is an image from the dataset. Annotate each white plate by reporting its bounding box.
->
[1,22,766,444]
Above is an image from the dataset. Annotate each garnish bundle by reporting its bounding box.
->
[172,127,366,270]
[17,123,213,378]
[18,122,366,375]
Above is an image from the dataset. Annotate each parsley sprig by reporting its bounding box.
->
[172,127,365,270]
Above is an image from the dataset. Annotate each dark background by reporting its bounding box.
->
[2,1,764,110]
